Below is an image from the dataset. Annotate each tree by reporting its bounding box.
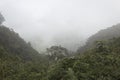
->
[0,13,5,25]
[47,46,69,61]
[64,68,77,80]
[95,41,109,53]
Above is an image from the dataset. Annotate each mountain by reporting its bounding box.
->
[77,23,120,53]
[47,37,120,80]
[0,13,48,79]
[0,13,42,61]
[0,25,50,80]
[0,25,41,61]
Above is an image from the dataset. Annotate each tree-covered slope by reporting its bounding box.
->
[0,25,41,61]
[47,37,120,80]
[1,11,120,80]
[77,23,120,53]
[0,25,49,80]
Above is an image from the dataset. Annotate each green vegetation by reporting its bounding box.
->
[0,26,49,80]
[77,24,120,53]
[1,13,120,79]
[1,26,120,80]
[46,46,69,61]
[47,38,120,80]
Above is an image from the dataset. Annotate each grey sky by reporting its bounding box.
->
[0,0,120,51]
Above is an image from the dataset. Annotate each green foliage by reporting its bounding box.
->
[0,26,42,61]
[1,24,120,80]
[0,26,48,80]
[47,37,120,80]
[47,46,69,61]
[77,24,120,53]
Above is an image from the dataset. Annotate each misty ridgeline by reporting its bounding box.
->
[1,10,120,80]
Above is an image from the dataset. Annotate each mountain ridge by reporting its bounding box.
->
[77,23,120,53]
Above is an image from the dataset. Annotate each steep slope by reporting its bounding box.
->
[87,24,120,46]
[0,25,41,61]
[0,25,50,80]
[77,23,120,53]
[0,13,41,61]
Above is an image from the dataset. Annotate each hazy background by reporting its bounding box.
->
[0,0,120,52]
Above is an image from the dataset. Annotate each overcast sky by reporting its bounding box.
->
[0,0,120,51]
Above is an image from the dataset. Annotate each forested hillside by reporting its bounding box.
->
[0,13,49,79]
[1,12,120,80]
[0,25,51,80]
[1,24,120,80]
[77,24,120,53]
[0,26,42,61]
[47,37,120,80]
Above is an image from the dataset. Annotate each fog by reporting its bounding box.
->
[1,0,120,52]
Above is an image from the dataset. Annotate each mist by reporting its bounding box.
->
[1,0,120,52]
